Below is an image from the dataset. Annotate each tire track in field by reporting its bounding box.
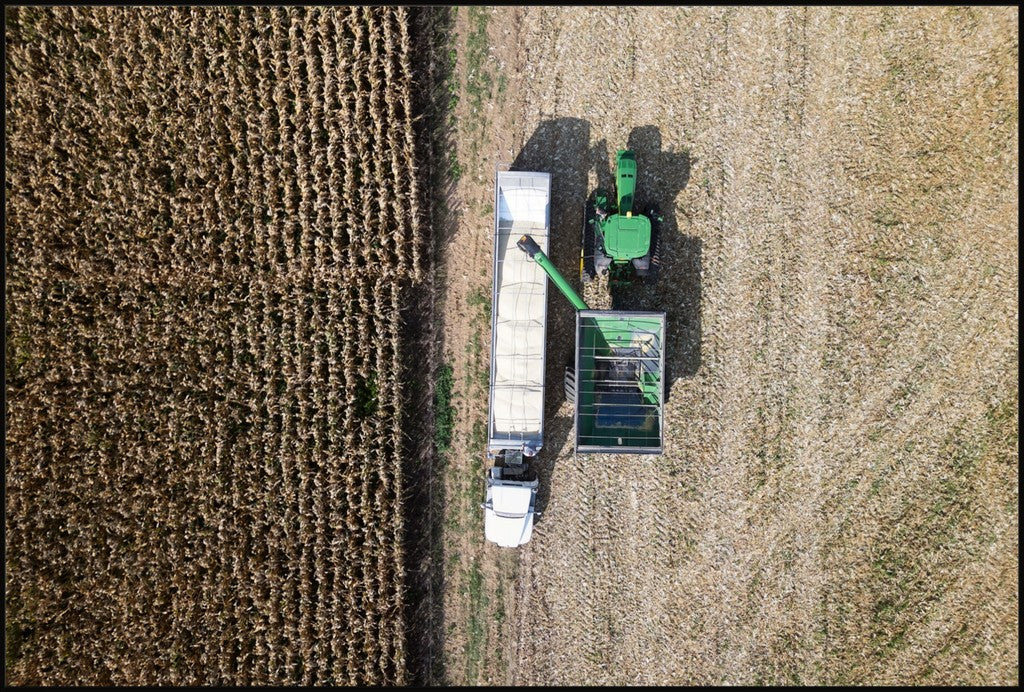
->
[721,8,829,682]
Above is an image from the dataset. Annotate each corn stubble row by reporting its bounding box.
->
[6,6,425,685]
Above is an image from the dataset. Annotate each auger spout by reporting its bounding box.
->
[516,235,590,311]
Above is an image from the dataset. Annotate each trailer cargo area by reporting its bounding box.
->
[487,171,551,457]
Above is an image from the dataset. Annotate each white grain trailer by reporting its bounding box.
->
[481,170,550,548]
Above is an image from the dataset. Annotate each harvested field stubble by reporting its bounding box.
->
[437,5,1017,687]
[6,6,431,685]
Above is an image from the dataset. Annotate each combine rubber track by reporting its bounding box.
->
[581,199,597,282]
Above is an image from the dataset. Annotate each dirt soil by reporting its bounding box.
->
[436,6,1017,686]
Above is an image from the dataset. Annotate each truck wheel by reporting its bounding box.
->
[644,204,662,285]
[564,366,576,404]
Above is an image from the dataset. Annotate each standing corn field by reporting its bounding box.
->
[5,6,438,685]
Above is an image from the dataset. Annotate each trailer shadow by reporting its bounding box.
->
[511,117,592,520]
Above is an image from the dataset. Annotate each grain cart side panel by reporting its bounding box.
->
[487,171,551,455]
[574,310,665,454]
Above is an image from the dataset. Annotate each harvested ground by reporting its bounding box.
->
[5,6,436,685]
[438,6,1017,686]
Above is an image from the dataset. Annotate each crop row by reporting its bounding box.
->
[5,6,425,685]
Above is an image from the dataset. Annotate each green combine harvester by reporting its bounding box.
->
[516,235,665,454]
[582,149,664,286]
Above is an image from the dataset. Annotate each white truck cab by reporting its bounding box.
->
[482,462,539,548]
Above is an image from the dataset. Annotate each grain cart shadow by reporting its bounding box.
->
[510,117,591,521]
[610,125,701,399]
